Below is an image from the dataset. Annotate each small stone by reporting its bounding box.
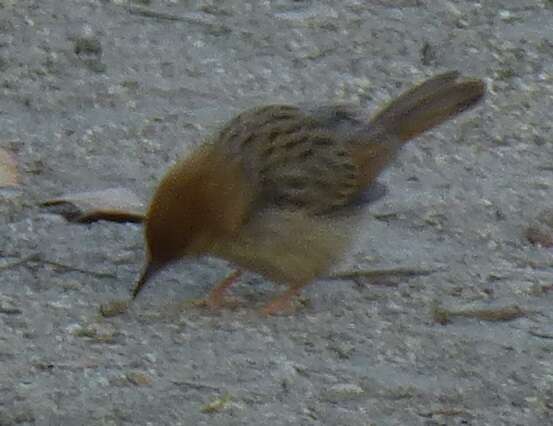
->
[420,42,437,66]
[0,296,21,315]
[127,371,152,386]
[73,322,121,344]
[526,209,553,247]
[201,393,232,413]
[100,300,129,318]
[322,383,364,401]
[73,36,102,56]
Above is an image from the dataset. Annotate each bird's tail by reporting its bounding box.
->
[368,71,485,142]
[352,71,485,186]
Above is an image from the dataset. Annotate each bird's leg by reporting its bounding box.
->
[260,285,304,316]
[205,269,242,309]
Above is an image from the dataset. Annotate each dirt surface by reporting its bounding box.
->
[1,1,553,425]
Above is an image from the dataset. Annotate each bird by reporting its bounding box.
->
[131,71,485,315]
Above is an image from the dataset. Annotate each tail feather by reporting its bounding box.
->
[369,71,485,142]
[351,72,485,188]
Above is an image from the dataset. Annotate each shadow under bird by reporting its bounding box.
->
[131,71,485,315]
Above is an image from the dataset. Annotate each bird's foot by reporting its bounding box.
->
[259,287,303,316]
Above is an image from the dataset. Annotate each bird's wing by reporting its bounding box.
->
[215,104,365,215]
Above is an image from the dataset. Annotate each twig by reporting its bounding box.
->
[331,266,441,280]
[0,252,116,279]
[528,329,553,339]
[40,259,117,279]
[128,3,189,21]
[171,380,221,391]
[419,408,466,418]
[0,305,22,315]
[126,1,230,35]
[0,253,41,271]
[432,304,526,325]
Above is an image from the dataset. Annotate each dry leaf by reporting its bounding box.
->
[201,393,232,413]
[99,300,129,317]
[127,371,152,386]
[42,187,145,223]
[0,149,18,187]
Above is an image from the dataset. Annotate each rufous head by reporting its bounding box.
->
[131,146,253,299]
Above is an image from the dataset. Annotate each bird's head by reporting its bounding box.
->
[132,146,253,298]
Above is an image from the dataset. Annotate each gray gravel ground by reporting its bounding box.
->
[1,0,553,425]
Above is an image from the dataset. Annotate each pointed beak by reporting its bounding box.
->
[131,260,161,299]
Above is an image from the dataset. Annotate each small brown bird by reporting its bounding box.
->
[132,71,485,314]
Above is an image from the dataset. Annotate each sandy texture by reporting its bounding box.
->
[1,0,553,425]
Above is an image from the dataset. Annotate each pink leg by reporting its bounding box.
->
[260,285,303,316]
[206,269,242,309]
